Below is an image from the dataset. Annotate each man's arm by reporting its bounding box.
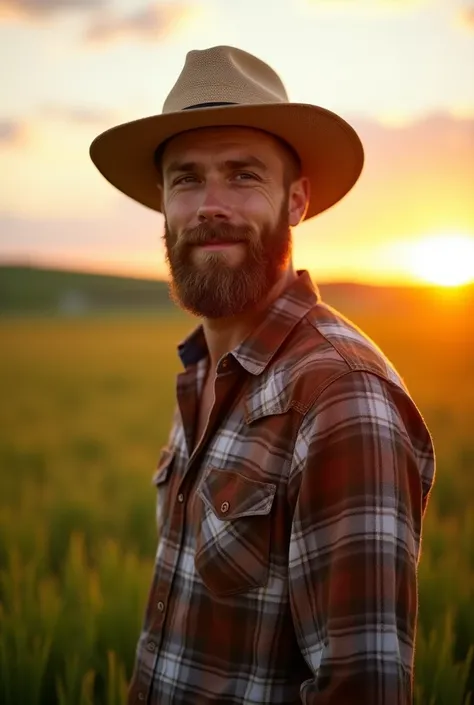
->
[287,369,435,704]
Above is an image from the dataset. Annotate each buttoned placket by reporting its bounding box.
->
[136,355,243,703]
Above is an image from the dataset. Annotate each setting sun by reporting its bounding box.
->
[406,233,474,287]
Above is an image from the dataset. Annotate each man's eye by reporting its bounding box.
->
[174,175,198,185]
[234,172,258,181]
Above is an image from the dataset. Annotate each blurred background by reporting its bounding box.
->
[0,1,473,704]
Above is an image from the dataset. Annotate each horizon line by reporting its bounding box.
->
[1,257,467,291]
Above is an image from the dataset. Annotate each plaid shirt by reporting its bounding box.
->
[128,270,435,705]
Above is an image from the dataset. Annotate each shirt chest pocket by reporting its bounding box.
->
[195,467,277,596]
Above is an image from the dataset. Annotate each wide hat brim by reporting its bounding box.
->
[89,102,364,221]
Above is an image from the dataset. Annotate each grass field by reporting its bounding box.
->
[1,303,473,704]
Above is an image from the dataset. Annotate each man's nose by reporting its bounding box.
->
[197,185,232,222]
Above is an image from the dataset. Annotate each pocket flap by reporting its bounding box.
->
[198,468,276,520]
[152,446,175,486]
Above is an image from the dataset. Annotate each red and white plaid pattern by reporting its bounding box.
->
[128,270,435,704]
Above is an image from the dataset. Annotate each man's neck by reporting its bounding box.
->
[202,265,298,376]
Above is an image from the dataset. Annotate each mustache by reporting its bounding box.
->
[177,223,254,248]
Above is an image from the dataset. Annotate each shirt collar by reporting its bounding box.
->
[177,270,320,373]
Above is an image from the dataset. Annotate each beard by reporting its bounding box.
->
[163,203,292,319]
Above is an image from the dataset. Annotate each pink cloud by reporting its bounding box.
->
[41,104,119,126]
[84,3,195,44]
[458,6,474,30]
[0,119,29,146]
[0,0,103,20]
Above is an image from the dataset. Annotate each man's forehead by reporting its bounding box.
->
[163,126,279,161]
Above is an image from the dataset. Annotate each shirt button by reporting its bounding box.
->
[177,493,184,503]
[138,694,145,702]
[157,600,165,612]
[220,501,230,513]
[220,356,229,370]
[147,641,156,652]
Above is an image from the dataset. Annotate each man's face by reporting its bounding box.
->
[160,126,303,319]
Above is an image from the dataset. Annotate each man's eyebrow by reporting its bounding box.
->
[223,156,268,172]
[164,160,198,176]
[164,156,268,177]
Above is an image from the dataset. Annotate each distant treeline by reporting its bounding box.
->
[0,266,174,314]
[0,264,472,316]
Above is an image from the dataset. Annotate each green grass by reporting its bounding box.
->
[0,308,473,704]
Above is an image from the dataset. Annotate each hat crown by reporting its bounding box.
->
[162,45,290,114]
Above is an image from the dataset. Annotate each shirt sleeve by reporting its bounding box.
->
[287,369,435,704]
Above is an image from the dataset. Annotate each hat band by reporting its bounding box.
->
[182,101,237,110]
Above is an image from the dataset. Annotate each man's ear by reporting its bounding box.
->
[288,177,310,227]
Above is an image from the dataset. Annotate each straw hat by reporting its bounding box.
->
[89,45,364,221]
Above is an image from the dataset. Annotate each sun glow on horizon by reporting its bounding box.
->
[405,233,474,287]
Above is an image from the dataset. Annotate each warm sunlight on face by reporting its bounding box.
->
[407,234,474,287]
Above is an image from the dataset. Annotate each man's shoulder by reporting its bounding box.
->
[264,301,408,412]
[303,302,404,384]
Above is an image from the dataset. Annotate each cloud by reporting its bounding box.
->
[458,6,474,30]
[0,119,29,146]
[0,107,119,153]
[84,2,197,44]
[310,112,474,243]
[353,113,474,166]
[0,200,164,279]
[0,0,104,20]
[41,104,119,126]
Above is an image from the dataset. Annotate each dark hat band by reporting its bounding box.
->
[182,101,237,110]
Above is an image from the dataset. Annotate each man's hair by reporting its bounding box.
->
[277,136,302,189]
[154,129,302,189]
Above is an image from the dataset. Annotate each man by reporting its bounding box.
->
[90,45,435,704]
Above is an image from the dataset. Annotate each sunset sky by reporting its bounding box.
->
[1,0,473,285]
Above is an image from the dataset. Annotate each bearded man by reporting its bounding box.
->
[90,45,435,705]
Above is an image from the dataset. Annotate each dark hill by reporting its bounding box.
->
[0,265,173,314]
[0,264,472,316]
